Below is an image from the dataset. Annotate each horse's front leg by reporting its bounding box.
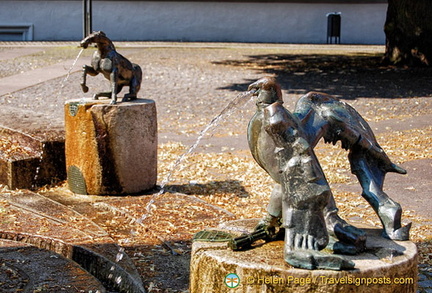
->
[81,65,98,93]
[109,69,119,105]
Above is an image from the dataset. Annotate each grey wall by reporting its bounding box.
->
[1,1,82,40]
[0,1,387,44]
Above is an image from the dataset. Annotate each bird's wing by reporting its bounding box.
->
[294,92,406,175]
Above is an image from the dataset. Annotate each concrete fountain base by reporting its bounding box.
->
[65,98,157,195]
[0,190,146,293]
[190,219,418,293]
[0,239,106,292]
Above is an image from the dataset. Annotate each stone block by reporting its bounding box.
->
[0,106,66,189]
[65,98,157,195]
[4,157,39,189]
[190,219,418,293]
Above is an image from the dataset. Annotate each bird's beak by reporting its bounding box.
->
[247,81,262,96]
[249,87,260,96]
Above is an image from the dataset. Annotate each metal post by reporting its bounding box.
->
[88,0,92,35]
[83,0,86,38]
[83,0,92,38]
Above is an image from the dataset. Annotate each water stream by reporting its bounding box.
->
[137,89,256,223]
[24,46,259,290]
[56,48,84,100]
[88,88,257,289]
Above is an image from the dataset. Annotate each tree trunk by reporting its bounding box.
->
[384,0,432,66]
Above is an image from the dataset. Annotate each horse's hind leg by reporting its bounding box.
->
[123,68,141,102]
[94,82,121,102]
[94,80,121,101]
[123,81,139,102]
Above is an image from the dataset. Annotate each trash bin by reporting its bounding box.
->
[327,12,341,44]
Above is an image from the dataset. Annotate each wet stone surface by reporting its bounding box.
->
[0,239,105,292]
[419,264,432,293]
[191,219,419,293]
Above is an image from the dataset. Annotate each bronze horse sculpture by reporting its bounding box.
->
[80,31,142,104]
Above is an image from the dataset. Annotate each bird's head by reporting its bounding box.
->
[248,76,283,107]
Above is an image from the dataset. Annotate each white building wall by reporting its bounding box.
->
[0,1,82,40]
[0,1,387,44]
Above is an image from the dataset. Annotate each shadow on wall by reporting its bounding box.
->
[214,53,432,99]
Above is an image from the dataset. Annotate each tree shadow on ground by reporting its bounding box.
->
[214,53,432,99]
[167,179,250,198]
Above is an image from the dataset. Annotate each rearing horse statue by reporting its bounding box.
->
[80,31,142,105]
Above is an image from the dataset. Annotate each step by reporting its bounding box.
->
[0,239,107,293]
[0,190,146,292]
[0,106,65,189]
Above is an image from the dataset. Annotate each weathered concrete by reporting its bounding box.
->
[0,106,65,189]
[190,219,418,293]
[0,190,146,293]
[65,98,157,195]
[0,239,106,293]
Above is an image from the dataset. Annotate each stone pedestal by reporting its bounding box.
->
[190,219,418,293]
[65,98,157,195]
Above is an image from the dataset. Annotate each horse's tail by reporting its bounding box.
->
[133,64,143,80]
[133,63,143,92]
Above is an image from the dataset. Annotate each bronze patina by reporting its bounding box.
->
[243,76,410,270]
[80,31,142,105]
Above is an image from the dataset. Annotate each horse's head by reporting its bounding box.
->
[80,31,110,49]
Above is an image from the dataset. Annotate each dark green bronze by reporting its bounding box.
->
[80,31,142,105]
[229,226,273,251]
[193,230,233,242]
[67,165,87,195]
[244,76,410,270]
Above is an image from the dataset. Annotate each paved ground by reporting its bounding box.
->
[0,41,431,292]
